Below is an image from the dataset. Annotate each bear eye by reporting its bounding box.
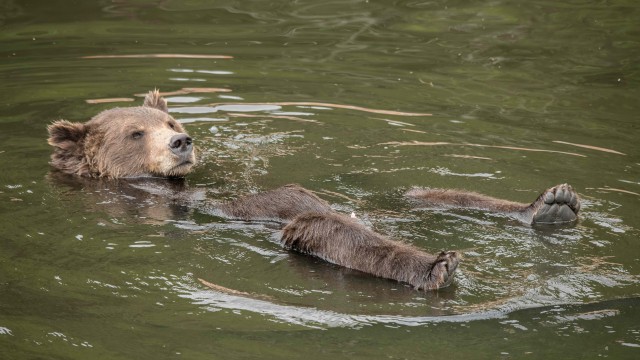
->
[131,131,144,139]
[168,122,176,130]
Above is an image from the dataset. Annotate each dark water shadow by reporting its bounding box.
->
[46,171,207,224]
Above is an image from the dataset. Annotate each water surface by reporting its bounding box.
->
[1,0,639,358]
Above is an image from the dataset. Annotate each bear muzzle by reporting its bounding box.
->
[169,134,193,156]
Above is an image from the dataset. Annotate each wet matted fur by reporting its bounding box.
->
[281,212,459,290]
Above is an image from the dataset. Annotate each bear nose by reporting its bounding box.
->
[169,134,193,155]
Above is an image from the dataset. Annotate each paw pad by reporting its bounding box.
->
[533,184,580,224]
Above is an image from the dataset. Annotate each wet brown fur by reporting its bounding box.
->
[281,212,459,290]
[405,188,527,213]
[217,184,332,222]
[217,184,459,290]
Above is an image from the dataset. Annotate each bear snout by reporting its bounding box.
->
[169,134,193,155]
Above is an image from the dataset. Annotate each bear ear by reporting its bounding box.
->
[48,120,91,176]
[143,89,169,113]
[47,120,87,149]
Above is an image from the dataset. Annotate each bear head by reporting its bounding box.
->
[47,90,196,178]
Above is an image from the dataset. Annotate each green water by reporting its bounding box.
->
[1,0,639,358]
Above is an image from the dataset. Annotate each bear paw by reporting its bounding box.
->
[424,251,459,290]
[531,183,580,225]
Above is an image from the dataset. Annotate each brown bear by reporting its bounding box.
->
[46,91,579,291]
[47,90,195,178]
